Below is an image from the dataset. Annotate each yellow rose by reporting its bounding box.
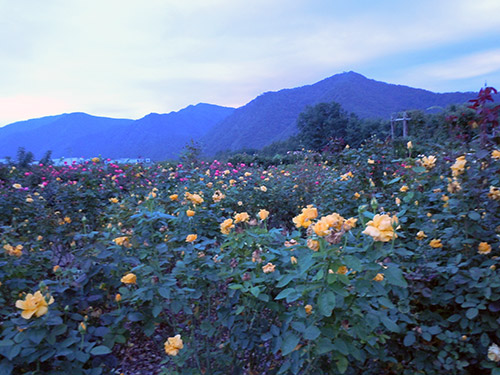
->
[113,236,131,248]
[362,214,397,242]
[292,213,312,228]
[492,150,500,160]
[169,194,178,201]
[451,155,466,177]
[321,213,345,231]
[258,209,269,221]
[185,192,203,205]
[400,185,409,193]
[301,205,318,220]
[311,219,328,236]
[373,273,384,282]
[12,183,22,189]
[220,218,235,235]
[109,197,119,203]
[186,209,195,217]
[164,334,184,356]
[121,273,137,284]
[478,242,492,255]
[290,256,298,264]
[304,304,313,315]
[185,234,197,243]
[337,266,348,275]
[420,155,436,170]
[115,293,122,302]
[16,290,54,319]
[429,239,443,248]
[234,212,250,224]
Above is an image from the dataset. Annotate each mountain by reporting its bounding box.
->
[200,71,476,154]
[0,103,235,160]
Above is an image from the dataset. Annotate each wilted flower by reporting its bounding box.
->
[186,234,197,242]
[416,231,427,241]
[212,190,225,202]
[164,334,184,356]
[307,239,320,251]
[488,343,500,362]
[451,155,467,177]
[290,256,298,264]
[258,209,269,221]
[488,186,500,201]
[16,290,54,319]
[121,273,137,284]
[429,239,443,248]
[447,180,462,193]
[220,218,235,234]
[362,214,398,242]
[478,242,492,255]
[262,262,276,273]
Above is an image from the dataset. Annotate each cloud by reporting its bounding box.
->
[1,0,500,124]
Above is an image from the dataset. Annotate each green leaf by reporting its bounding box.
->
[303,325,321,340]
[250,286,260,297]
[316,338,335,355]
[468,211,481,221]
[336,355,348,374]
[384,266,408,288]
[381,316,400,333]
[318,291,336,317]
[466,308,478,320]
[276,274,295,288]
[158,287,170,298]
[228,284,243,290]
[90,345,112,356]
[281,333,300,356]
[275,288,295,300]
[403,332,416,346]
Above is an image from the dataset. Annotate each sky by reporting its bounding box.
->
[1,0,500,126]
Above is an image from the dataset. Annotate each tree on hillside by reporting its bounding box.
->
[296,102,355,151]
[16,147,34,169]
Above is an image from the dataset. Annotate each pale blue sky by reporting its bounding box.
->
[1,0,499,125]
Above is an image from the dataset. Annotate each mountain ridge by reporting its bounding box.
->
[0,72,480,160]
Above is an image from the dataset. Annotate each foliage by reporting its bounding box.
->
[0,93,499,374]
